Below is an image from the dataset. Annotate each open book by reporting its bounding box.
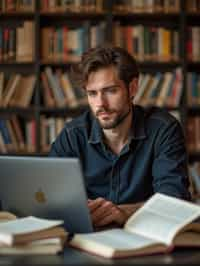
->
[70,193,200,258]
[0,215,68,254]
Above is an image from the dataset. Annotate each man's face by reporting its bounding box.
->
[85,66,136,129]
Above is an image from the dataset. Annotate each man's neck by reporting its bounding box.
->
[103,111,133,155]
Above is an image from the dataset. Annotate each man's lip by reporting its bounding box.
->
[98,112,111,117]
[98,112,108,115]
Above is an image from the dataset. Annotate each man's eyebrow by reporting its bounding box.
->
[87,85,119,91]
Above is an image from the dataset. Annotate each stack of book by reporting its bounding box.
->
[0,212,68,255]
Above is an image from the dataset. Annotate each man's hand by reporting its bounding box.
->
[88,198,143,228]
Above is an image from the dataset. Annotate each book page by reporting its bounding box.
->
[29,238,61,245]
[73,228,159,251]
[125,193,200,245]
[0,216,63,235]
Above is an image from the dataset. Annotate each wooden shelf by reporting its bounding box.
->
[0,12,34,18]
[113,12,180,19]
[186,12,200,16]
[138,61,181,69]
[39,11,106,19]
[0,61,35,65]
[188,107,200,115]
[39,105,88,115]
[40,59,80,66]
[0,107,37,115]
[187,61,200,67]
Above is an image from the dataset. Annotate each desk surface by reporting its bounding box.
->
[0,247,199,265]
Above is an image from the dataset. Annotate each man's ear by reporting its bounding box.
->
[129,78,138,98]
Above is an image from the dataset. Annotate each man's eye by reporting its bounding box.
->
[105,87,117,94]
[87,91,96,97]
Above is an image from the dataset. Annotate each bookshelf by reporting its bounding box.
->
[0,0,200,162]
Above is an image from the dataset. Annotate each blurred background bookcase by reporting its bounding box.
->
[0,0,200,168]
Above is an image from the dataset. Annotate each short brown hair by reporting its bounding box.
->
[70,46,139,89]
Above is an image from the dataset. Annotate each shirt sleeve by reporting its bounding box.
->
[152,119,191,200]
[49,126,76,157]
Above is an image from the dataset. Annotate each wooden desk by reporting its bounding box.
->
[0,247,199,265]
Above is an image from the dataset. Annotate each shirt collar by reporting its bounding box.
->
[88,116,103,144]
[88,105,147,144]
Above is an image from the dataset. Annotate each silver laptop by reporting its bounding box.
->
[0,156,93,233]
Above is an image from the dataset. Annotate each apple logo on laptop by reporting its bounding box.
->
[35,189,46,203]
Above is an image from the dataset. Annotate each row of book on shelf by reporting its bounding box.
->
[41,0,197,14]
[134,68,183,108]
[0,72,36,108]
[41,22,106,62]
[114,0,180,13]
[187,27,200,62]
[40,24,197,63]
[2,68,200,109]
[114,24,179,62]
[0,0,103,13]
[0,0,35,12]
[136,70,200,108]
[0,67,85,109]
[0,0,183,14]
[42,23,180,63]
[114,0,200,13]
[114,24,200,62]
[42,0,200,14]
[0,113,76,154]
[41,0,104,13]
[113,22,180,61]
[0,21,34,62]
[40,116,71,152]
[187,72,200,107]
[1,23,200,63]
[42,23,200,63]
[41,67,86,108]
[0,115,73,154]
[0,116,36,154]
[1,0,200,14]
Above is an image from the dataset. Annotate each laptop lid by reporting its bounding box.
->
[0,156,93,233]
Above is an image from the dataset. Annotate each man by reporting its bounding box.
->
[49,46,190,228]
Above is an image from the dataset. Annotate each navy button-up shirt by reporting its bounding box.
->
[49,105,190,203]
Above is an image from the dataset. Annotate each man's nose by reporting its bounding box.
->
[96,92,107,106]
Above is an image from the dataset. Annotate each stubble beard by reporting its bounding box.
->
[95,106,132,129]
